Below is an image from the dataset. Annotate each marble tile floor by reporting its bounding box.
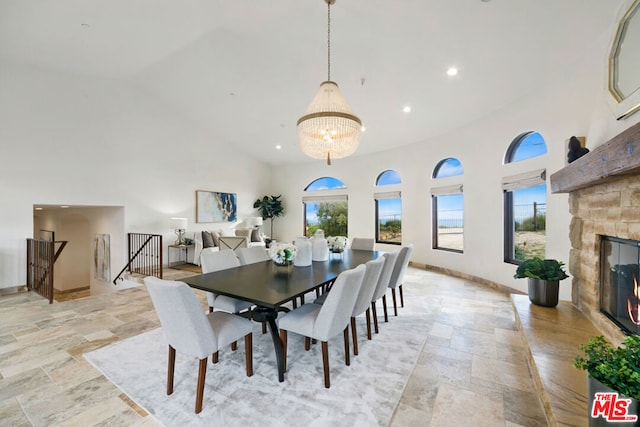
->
[0,267,581,426]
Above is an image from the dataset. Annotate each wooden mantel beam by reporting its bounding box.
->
[550,121,640,193]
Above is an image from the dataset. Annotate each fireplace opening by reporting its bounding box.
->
[600,236,640,336]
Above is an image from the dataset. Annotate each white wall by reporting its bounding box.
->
[271,11,640,302]
[0,63,271,289]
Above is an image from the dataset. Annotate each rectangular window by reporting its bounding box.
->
[503,170,546,263]
[431,185,463,252]
[303,195,348,237]
[375,191,401,244]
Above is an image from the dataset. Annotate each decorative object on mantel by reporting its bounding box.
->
[514,257,569,307]
[550,121,640,194]
[169,217,188,245]
[567,136,589,163]
[574,335,640,426]
[296,0,362,165]
[254,195,284,240]
[269,242,297,267]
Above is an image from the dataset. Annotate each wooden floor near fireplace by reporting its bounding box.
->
[512,294,602,426]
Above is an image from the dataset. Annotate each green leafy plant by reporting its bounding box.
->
[574,335,640,400]
[513,257,569,281]
[253,195,285,239]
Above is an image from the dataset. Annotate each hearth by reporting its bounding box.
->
[600,236,640,336]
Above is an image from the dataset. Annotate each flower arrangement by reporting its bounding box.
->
[327,236,348,253]
[269,242,297,265]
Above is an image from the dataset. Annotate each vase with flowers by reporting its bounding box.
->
[269,242,297,267]
[327,236,348,255]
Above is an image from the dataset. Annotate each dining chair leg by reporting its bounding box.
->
[305,337,311,351]
[365,308,372,340]
[321,341,330,388]
[244,333,253,377]
[231,341,237,351]
[262,322,267,334]
[195,358,207,414]
[209,307,213,313]
[343,327,350,366]
[391,288,398,317]
[167,345,176,395]
[280,329,287,372]
[400,284,404,307]
[350,317,358,356]
[371,302,379,333]
[382,295,389,322]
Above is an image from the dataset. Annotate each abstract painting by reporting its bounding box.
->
[196,190,237,223]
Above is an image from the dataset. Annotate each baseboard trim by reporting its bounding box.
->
[410,262,524,296]
[0,285,28,296]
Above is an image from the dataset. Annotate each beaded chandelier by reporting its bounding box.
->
[297,0,361,165]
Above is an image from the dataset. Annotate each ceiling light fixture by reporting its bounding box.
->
[297,0,362,166]
[446,67,458,76]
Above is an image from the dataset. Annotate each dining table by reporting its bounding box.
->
[180,248,380,382]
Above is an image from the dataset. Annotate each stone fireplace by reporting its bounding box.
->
[551,121,640,344]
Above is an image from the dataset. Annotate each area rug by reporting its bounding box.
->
[84,300,429,427]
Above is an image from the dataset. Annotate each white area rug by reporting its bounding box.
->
[84,300,428,427]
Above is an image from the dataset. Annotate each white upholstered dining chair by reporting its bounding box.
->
[350,237,375,251]
[200,250,253,314]
[371,251,398,332]
[236,246,269,265]
[350,256,384,355]
[388,244,414,316]
[278,264,366,388]
[144,277,253,414]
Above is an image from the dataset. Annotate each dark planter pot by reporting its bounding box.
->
[587,375,639,426]
[527,278,559,307]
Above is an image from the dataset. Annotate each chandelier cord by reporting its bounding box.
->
[327,0,331,81]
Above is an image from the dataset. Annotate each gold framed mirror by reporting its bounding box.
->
[609,0,640,119]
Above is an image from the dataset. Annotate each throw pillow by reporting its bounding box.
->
[201,231,214,248]
[250,228,263,243]
[211,230,221,247]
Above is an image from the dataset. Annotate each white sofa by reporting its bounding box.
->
[192,229,265,266]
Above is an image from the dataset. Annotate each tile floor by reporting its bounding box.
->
[0,267,556,426]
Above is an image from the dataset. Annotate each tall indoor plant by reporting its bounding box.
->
[574,335,640,426]
[514,257,569,307]
[253,195,284,240]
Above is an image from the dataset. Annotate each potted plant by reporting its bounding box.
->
[574,335,640,426]
[513,257,569,307]
[253,195,285,240]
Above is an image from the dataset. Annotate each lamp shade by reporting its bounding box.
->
[169,217,187,230]
[297,81,362,164]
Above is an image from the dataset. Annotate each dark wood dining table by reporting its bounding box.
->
[180,249,380,382]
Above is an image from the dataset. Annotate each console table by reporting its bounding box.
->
[167,244,195,267]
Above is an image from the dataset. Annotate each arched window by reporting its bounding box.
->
[431,158,464,253]
[303,177,348,237]
[432,158,463,178]
[503,132,547,263]
[504,131,547,164]
[376,170,402,185]
[375,170,402,244]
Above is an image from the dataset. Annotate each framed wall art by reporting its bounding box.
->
[196,190,237,223]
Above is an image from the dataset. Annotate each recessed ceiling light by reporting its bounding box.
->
[446,67,458,76]
[403,106,412,113]
[275,145,282,150]
[35,207,43,211]
[60,205,69,208]
[361,126,366,132]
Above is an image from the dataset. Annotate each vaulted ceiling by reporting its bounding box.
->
[0,0,625,164]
